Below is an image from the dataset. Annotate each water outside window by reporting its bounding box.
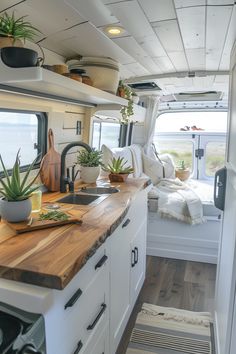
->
[0,112,38,171]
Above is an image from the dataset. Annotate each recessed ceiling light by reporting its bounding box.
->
[105,26,124,36]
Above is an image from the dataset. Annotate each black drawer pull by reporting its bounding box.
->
[64,288,83,310]
[134,247,139,264]
[131,249,135,267]
[87,303,107,330]
[95,255,108,270]
[73,340,83,354]
[122,218,131,228]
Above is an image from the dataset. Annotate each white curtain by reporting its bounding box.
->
[143,96,160,156]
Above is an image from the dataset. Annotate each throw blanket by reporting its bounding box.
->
[149,178,204,225]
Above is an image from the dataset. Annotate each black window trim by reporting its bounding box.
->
[0,108,47,175]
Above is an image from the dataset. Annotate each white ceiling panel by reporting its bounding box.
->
[207,0,234,4]
[39,37,79,58]
[177,6,205,49]
[107,0,154,41]
[138,35,167,58]
[193,75,215,89]
[7,0,85,38]
[124,62,150,76]
[113,36,160,73]
[219,6,236,70]
[65,0,118,27]
[153,19,184,53]
[119,65,134,79]
[0,0,24,12]
[206,5,233,70]
[168,51,189,71]
[153,56,176,73]
[174,0,206,8]
[138,0,176,22]
[185,48,205,70]
[102,0,127,3]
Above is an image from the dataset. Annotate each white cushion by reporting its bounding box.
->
[142,153,175,185]
[129,144,143,178]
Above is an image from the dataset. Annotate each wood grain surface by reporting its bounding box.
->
[40,129,61,192]
[0,178,150,289]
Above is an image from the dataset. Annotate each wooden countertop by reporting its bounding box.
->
[0,179,150,290]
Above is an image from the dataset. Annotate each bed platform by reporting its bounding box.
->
[147,180,221,264]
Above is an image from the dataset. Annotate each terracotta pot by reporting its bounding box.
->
[175,169,190,181]
[62,72,82,82]
[52,64,68,75]
[109,173,129,183]
[0,198,32,222]
[0,36,23,48]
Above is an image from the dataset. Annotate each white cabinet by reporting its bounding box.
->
[108,188,148,354]
[130,220,147,306]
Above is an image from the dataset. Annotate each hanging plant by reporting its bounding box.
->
[118,80,134,124]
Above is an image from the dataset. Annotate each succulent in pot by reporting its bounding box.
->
[175,160,190,181]
[0,150,40,222]
[77,148,103,183]
[103,157,134,182]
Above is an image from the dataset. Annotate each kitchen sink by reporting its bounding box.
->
[56,194,101,205]
[79,187,120,194]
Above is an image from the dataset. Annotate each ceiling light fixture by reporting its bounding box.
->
[105,26,124,36]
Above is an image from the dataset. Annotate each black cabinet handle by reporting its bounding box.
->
[87,303,107,330]
[73,340,83,354]
[95,255,108,270]
[122,218,131,228]
[134,247,139,264]
[131,249,135,267]
[64,288,83,310]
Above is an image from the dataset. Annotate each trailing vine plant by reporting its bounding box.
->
[118,80,134,124]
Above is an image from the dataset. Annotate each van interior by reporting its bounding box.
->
[0,1,235,354]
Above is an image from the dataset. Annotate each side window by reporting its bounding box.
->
[92,121,120,149]
[204,141,226,177]
[0,110,47,172]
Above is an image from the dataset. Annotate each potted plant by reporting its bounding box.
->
[117,81,134,124]
[0,12,42,68]
[0,151,40,222]
[175,160,190,181]
[103,157,134,182]
[0,12,40,48]
[77,148,103,183]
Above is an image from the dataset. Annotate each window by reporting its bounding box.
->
[0,110,47,172]
[154,111,227,180]
[92,121,120,149]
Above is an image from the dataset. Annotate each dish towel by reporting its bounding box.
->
[150,178,205,225]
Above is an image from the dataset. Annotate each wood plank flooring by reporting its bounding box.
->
[116,256,216,354]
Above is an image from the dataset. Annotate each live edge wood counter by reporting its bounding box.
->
[0,178,150,290]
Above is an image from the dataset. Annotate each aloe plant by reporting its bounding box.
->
[177,160,187,170]
[0,12,41,42]
[103,157,134,174]
[77,148,103,167]
[0,150,40,201]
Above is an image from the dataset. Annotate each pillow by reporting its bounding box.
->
[129,144,143,178]
[142,154,164,185]
[100,144,114,178]
[142,153,175,185]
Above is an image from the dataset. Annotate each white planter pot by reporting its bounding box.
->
[0,198,32,222]
[80,166,100,183]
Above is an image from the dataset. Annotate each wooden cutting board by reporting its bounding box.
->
[40,129,61,191]
[6,214,82,234]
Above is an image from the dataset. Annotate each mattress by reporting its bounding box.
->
[148,179,221,218]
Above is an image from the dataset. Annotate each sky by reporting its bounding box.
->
[155,111,228,133]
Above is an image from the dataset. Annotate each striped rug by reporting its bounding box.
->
[126,303,214,354]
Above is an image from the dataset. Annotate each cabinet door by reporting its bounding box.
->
[130,219,147,306]
[109,218,132,354]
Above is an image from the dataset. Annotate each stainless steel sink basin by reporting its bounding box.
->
[79,187,120,194]
[56,194,101,205]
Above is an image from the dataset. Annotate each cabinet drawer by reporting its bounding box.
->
[83,323,109,354]
[65,259,109,354]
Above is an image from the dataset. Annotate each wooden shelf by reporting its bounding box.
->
[93,103,146,122]
[0,59,128,106]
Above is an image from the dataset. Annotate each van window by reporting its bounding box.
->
[0,110,46,172]
[92,121,120,150]
[154,111,227,180]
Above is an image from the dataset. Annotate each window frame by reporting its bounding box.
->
[91,118,122,149]
[0,108,47,175]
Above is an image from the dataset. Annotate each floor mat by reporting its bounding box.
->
[126,303,214,354]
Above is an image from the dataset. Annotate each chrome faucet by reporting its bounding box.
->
[60,141,92,193]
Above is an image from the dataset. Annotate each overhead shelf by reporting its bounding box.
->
[0,59,128,106]
[93,104,146,123]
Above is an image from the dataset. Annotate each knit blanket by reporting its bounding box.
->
[149,178,205,225]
